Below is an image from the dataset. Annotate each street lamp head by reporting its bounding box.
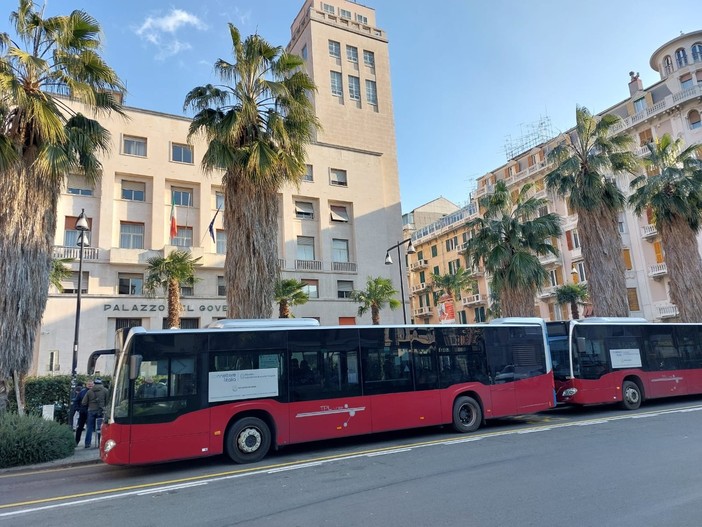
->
[75,209,89,232]
[77,232,90,248]
[406,239,417,254]
[571,265,578,278]
[384,252,393,265]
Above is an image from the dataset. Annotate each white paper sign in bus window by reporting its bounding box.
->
[208,368,279,402]
[610,348,642,369]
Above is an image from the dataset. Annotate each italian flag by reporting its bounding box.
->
[169,197,177,240]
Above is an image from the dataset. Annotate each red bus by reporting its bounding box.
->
[548,318,702,409]
[99,319,555,465]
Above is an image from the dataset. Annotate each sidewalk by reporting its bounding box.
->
[0,442,102,474]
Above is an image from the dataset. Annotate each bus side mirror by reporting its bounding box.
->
[129,355,143,380]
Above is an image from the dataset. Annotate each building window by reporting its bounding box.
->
[216,230,226,254]
[348,75,361,100]
[689,110,701,130]
[565,229,581,250]
[627,288,640,311]
[675,48,688,68]
[693,43,702,63]
[356,13,368,25]
[365,80,377,106]
[448,259,461,275]
[332,238,349,262]
[445,236,458,251]
[303,164,313,182]
[573,261,586,283]
[301,44,307,60]
[165,317,199,329]
[622,248,633,271]
[64,215,92,247]
[180,285,194,297]
[120,222,144,249]
[171,143,193,164]
[330,71,343,97]
[474,306,486,323]
[116,318,141,330]
[680,73,694,90]
[123,136,147,157]
[295,201,314,220]
[363,50,375,68]
[328,40,341,58]
[215,192,225,209]
[121,180,145,201]
[633,97,646,113]
[172,187,193,207]
[663,55,674,75]
[118,273,143,295]
[330,168,348,187]
[297,236,315,261]
[217,276,226,296]
[61,271,88,294]
[301,279,319,299]
[173,226,193,247]
[337,280,353,299]
[548,269,561,287]
[433,265,440,276]
[330,204,349,222]
[322,3,335,15]
[340,8,351,19]
[346,45,358,62]
[66,174,94,196]
[431,245,438,257]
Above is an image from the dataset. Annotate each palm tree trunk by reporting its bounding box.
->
[167,278,180,328]
[577,206,628,317]
[501,286,536,317]
[279,300,289,318]
[570,301,580,320]
[224,171,278,319]
[371,305,380,325]
[0,158,59,379]
[659,218,702,322]
[13,370,25,416]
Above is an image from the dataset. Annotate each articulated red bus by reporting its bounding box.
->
[99,319,554,465]
[548,318,702,409]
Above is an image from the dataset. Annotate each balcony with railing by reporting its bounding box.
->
[410,259,429,271]
[538,286,557,299]
[411,282,429,293]
[332,261,357,273]
[658,304,679,319]
[53,245,100,261]
[539,252,561,266]
[295,259,323,271]
[461,294,484,306]
[413,306,432,318]
[648,262,668,278]
[641,224,658,240]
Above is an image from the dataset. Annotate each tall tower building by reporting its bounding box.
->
[34,0,404,376]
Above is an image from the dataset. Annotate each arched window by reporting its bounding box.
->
[675,48,688,68]
[663,55,674,75]
[692,43,702,63]
[689,110,701,130]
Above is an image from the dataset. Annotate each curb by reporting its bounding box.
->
[0,454,103,475]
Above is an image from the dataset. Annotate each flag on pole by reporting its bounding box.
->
[208,205,221,243]
[169,196,177,240]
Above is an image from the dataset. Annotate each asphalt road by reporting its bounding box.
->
[2,397,702,527]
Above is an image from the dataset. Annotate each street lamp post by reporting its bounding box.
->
[384,238,416,324]
[71,209,90,397]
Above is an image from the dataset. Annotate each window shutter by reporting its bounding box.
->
[566,231,573,250]
[556,268,563,285]
[653,241,664,263]
[622,249,633,270]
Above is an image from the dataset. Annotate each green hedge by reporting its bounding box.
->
[7,375,112,424]
[0,412,76,468]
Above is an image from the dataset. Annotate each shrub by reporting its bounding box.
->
[0,413,75,468]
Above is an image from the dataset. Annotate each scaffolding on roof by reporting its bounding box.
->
[503,115,554,160]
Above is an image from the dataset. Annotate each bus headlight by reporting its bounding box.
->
[562,388,578,397]
[104,439,117,453]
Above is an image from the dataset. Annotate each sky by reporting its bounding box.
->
[2,0,700,212]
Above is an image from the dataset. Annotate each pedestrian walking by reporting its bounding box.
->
[74,382,90,445]
[82,378,108,448]
[68,383,84,430]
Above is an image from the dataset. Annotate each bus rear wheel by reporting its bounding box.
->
[452,396,482,433]
[621,380,642,410]
[225,417,271,464]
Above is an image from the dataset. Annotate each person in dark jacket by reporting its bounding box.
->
[69,383,84,430]
[82,378,108,448]
[74,382,90,445]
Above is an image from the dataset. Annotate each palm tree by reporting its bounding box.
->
[274,278,309,318]
[555,283,589,320]
[144,250,202,329]
[629,134,702,322]
[464,181,562,317]
[49,258,73,292]
[545,106,639,317]
[351,276,400,325]
[431,267,474,321]
[185,25,319,319]
[0,1,123,389]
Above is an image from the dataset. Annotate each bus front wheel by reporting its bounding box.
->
[225,417,271,464]
[621,381,642,410]
[452,396,482,433]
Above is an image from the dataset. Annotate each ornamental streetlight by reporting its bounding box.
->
[71,209,90,396]
[384,238,416,324]
[571,264,579,282]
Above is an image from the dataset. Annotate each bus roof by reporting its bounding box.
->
[206,318,320,329]
[572,317,648,324]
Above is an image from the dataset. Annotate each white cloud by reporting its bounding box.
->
[135,9,207,60]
